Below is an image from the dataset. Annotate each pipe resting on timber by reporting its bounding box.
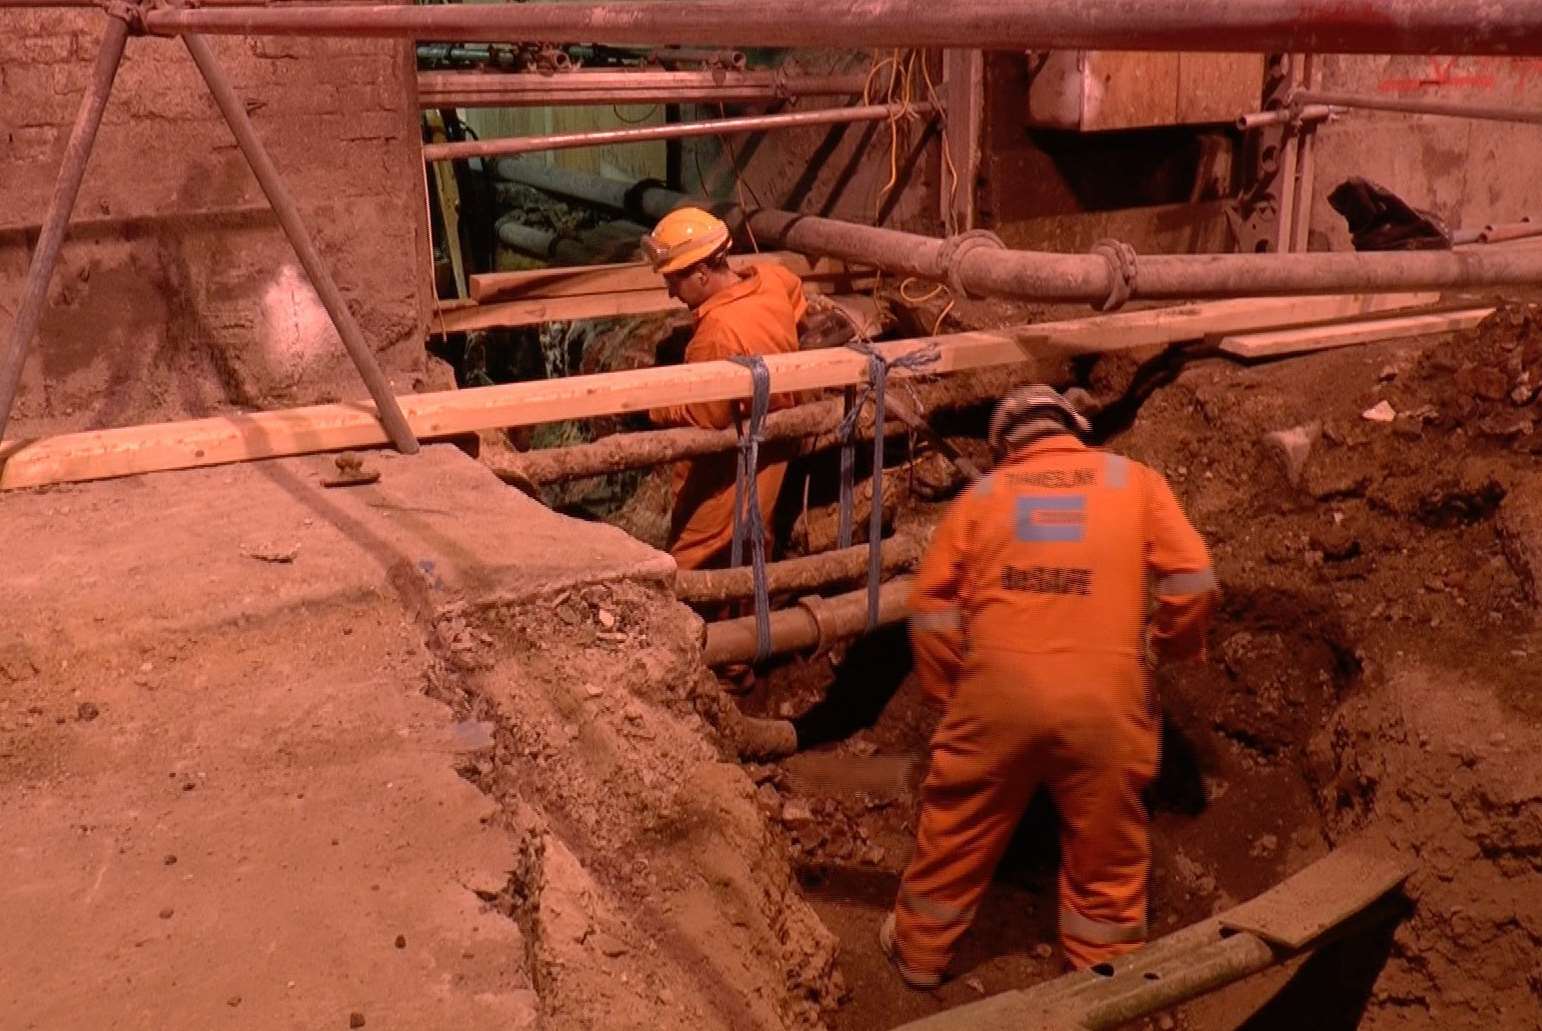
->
[678,534,922,606]
[702,576,912,666]
[488,368,1016,487]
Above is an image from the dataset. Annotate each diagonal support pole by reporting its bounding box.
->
[0,13,132,444]
[181,31,419,454]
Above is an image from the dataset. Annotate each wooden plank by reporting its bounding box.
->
[1220,837,1414,949]
[1177,52,1267,125]
[423,112,466,299]
[437,288,685,334]
[1218,306,1491,359]
[942,49,984,232]
[1081,51,1180,131]
[0,293,1443,492]
[467,252,869,303]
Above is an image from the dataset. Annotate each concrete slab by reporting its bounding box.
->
[0,446,673,1030]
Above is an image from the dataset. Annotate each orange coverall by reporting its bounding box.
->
[896,434,1218,973]
[649,263,807,570]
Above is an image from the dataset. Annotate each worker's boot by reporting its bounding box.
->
[878,913,944,990]
[731,715,798,761]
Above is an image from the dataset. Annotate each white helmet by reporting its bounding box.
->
[988,385,1092,460]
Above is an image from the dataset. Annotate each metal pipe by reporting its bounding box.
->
[138,0,1542,55]
[496,160,1542,304]
[648,46,747,71]
[1236,103,1337,131]
[423,102,932,162]
[416,69,868,109]
[181,32,420,455]
[0,14,129,444]
[1294,87,1542,126]
[702,576,911,666]
[678,535,921,606]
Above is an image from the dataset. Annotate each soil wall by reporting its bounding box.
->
[0,9,431,439]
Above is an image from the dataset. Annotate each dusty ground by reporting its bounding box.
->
[0,444,838,1030]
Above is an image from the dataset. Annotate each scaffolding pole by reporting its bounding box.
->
[415,69,870,109]
[422,102,933,162]
[138,0,1542,55]
[0,13,130,444]
[1293,88,1542,126]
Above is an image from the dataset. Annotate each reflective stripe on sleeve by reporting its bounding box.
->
[1154,567,1219,595]
[1104,453,1129,489]
[1060,906,1147,946]
[909,608,963,634]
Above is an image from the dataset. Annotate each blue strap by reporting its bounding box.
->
[835,342,941,630]
[727,354,773,662]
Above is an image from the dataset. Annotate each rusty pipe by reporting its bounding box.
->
[701,576,911,667]
[140,0,1542,55]
[416,69,869,109]
[182,31,419,455]
[423,102,933,162]
[1236,103,1337,131]
[1293,88,1542,126]
[496,160,1542,304]
[0,13,129,444]
[678,535,922,606]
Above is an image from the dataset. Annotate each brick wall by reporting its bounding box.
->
[0,10,430,438]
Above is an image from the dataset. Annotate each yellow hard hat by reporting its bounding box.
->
[641,206,731,274]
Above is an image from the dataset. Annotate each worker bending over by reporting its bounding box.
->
[642,207,807,570]
[882,385,1219,987]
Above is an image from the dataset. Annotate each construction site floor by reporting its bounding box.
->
[0,445,674,1030]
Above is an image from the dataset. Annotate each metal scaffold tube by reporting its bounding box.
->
[181,32,419,455]
[138,0,1542,55]
[423,102,933,162]
[416,70,871,110]
[1293,88,1542,126]
[0,14,130,444]
[495,159,1542,304]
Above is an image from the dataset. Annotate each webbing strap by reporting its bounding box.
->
[727,354,773,662]
[836,342,940,630]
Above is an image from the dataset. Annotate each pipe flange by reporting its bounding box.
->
[1090,237,1138,312]
[936,229,1006,300]
[106,0,147,32]
[795,593,836,659]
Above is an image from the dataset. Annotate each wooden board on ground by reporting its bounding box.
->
[1015,291,1439,359]
[0,293,1449,492]
[466,251,872,303]
[1219,837,1414,949]
[1218,305,1493,360]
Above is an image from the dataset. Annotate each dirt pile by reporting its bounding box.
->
[1112,315,1542,1029]
[425,578,844,1029]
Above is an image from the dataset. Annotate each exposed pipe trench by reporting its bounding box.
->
[494,159,1542,306]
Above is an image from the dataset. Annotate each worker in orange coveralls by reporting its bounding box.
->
[642,206,807,570]
[880,385,1219,987]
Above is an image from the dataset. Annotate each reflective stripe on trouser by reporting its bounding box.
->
[909,608,963,634]
[893,651,1157,975]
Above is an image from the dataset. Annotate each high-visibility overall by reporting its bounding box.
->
[895,434,1218,973]
[649,263,807,570]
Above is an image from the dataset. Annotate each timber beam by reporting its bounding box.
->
[0,292,1438,492]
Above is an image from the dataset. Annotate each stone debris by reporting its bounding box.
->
[243,542,299,563]
[1362,400,1397,423]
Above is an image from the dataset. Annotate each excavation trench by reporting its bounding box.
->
[485,302,1542,1028]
